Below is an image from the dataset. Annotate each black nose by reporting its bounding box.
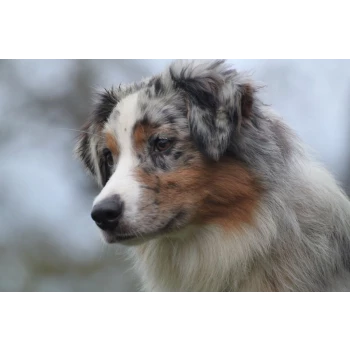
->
[91,195,124,230]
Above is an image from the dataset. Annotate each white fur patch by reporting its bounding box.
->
[93,93,141,220]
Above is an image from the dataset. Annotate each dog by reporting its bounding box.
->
[75,60,350,291]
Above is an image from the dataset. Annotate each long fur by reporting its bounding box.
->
[76,60,350,292]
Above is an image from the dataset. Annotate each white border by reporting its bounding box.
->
[1,293,349,350]
[1,0,350,58]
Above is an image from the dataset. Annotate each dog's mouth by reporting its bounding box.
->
[102,231,137,243]
[100,211,187,245]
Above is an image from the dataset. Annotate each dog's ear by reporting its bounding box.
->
[75,119,96,176]
[75,88,119,184]
[169,60,255,160]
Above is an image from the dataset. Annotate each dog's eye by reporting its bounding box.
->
[154,138,172,152]
[103,148,114,168]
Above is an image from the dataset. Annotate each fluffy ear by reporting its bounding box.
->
[169,60,255,160]
[75,88,119,184]
[74,120,96,176]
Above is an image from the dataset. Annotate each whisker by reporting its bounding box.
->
[139,201,159,211]
[140,185,158,192]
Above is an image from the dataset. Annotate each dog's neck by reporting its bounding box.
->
[128,220,274,292]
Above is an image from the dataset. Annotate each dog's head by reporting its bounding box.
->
[75,60,260,244]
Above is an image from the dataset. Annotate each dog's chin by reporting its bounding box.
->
[101,229,158,246]
[100,211,188,246]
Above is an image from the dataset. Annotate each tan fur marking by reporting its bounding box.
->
[133,121,155,153]
[105,132,119,156]
[136,154,262,233]
[195,159,261,230]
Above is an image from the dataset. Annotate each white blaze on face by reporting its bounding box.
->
[93,92,142,220]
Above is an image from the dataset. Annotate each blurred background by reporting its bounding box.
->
[0,60,349,292]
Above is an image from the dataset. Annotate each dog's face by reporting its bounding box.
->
[76,60,260,244]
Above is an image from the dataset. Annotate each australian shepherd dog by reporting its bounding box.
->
[75,60,350,291]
